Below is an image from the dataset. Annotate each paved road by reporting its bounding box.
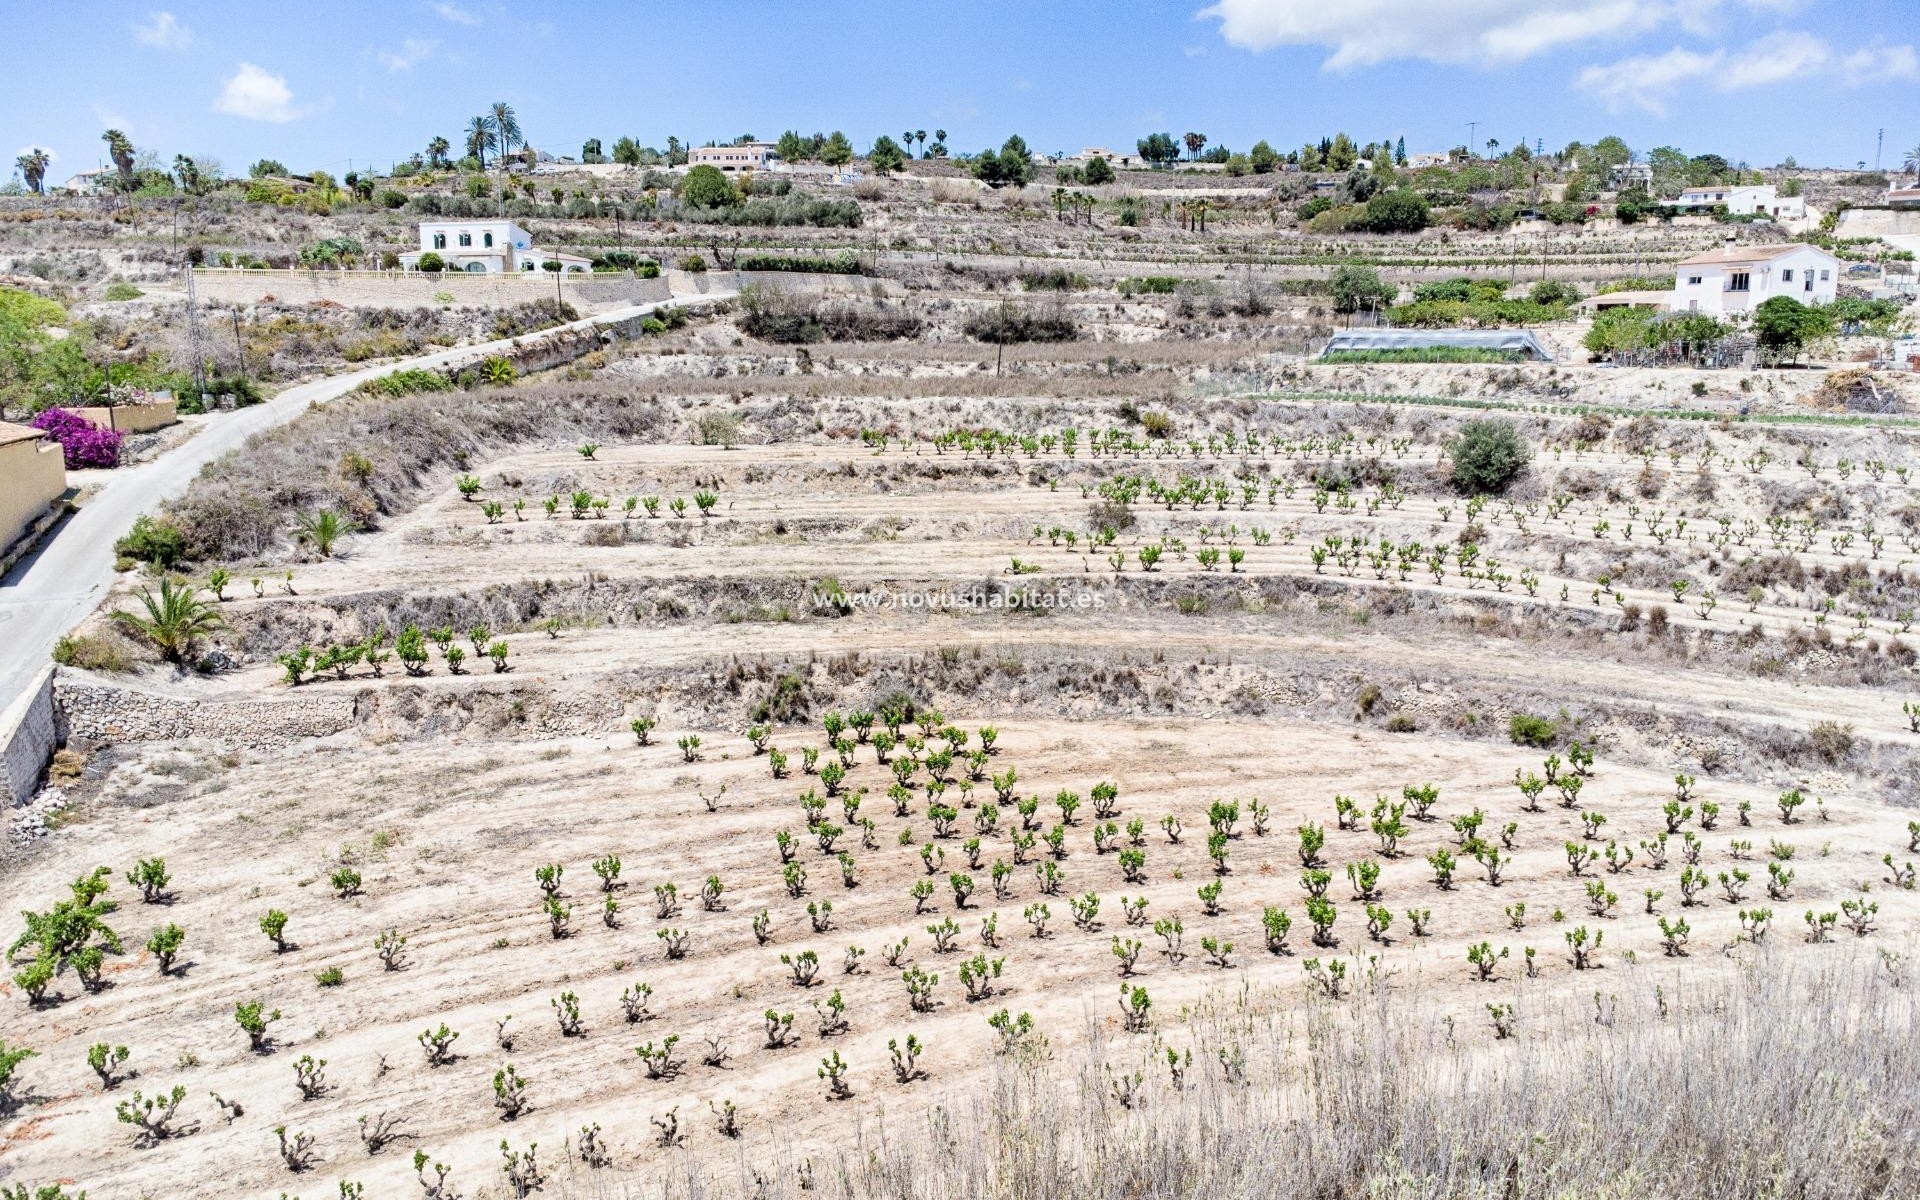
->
[0,293,726,714]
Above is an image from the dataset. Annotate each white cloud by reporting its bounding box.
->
[1573,45,1716,113]
[133,11,192,50]
[426,1,482,24]
[1839,40,1920,85]
[1198,0,1794,70]
[213,63,304,123]
[1576,31,1915,113]
[377,38,438,71]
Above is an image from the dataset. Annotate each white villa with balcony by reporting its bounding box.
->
[397,220,591,273]
[1669,243,1839,316]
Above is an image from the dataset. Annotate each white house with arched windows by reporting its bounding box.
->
[398,220,591,273]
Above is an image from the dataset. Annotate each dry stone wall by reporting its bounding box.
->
[57,674,355,752]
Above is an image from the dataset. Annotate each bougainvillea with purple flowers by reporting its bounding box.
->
[29,407,124,469]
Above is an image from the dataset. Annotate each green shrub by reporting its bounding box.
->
[1448,419,1530,494]
[1117,276,1181,295]
[104,282,144,301]
[357,367,453,398]
[1529,280,1582,307]
[114,515,188,568]
[1017,268,1089,291]
[1508,713,1559,748]
[52,633,134,672]
[738,252,861,274]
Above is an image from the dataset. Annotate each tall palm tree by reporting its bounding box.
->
[914,130,927,157]
[466,115,496,168]
[14,148,49,194]
[426,136,451,168]
[101,128,135,189]
[490,101,523,163]
[1904,144,1920,178]
[111,577,226,664]
[172,154,200,194]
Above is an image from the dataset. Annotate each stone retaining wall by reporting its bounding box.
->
[190,269,674,314]
[57,674,356,752]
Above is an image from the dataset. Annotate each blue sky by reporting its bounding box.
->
[8,0,1918,182]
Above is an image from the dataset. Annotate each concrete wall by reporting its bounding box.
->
[1,666,58,805]
[73,400,178,434]
[1834,208,1920,237]
[190,268,673,314]
[0,435,66,559]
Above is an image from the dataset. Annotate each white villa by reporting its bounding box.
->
[1669,243,1839,316]
[1669,184,1805,221]
[687,143,779,173]
[397,219,591,273]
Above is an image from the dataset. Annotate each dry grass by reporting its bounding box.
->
[551,949,1919,1200]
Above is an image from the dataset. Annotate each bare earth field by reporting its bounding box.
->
[5,180,1920,1197]
[13,366,1920,1198]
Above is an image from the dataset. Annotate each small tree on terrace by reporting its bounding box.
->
[820,131,855,168]
[868,136,908,176]
[1364,190,1429,233]
[972,135,1034,188]
[1447,419,1531,495]
[1330,264,1395,315]
[1137,133,1180,169]
[1083,156,1116,186]
[1751,296,1833,364]
[681,165,740,209]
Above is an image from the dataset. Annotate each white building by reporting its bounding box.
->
[1608,162,1653,190]
[397,220,591,274]
[59,167,115,194]
[1669,243,1839,316]
[1669,184,1804,220]
[687,143,778,172]
[1407,152,1450,169]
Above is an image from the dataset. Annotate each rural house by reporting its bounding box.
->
[398,220,591,273]
[1669,242,1839,315]
[1668,184,1805,220]
[0,421,66,562]
[688,143,779,172]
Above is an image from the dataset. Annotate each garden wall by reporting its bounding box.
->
[73,400,178,434]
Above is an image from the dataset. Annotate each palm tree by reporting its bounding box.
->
[915,130,926,157]
[426,136,451,168]
[172,154,201,194]
[1183,132,1207,160]
[14,148,49,194]
[101,129,135,189]
[466,116,496,168]
[1904,144,1920,179]
[111,577,226,664]
[490,101,523,163]
[293,509,357,558]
